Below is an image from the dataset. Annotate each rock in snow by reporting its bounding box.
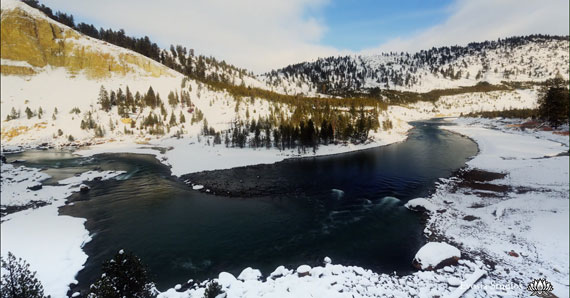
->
[79,184,90,193]
[296,264,312,277]
[269,265,291,279]
[405,198,437,213]
[413,242,461,270]
[237,267,261,281]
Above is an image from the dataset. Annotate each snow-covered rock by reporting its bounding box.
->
[296,264,311,277]
[413,242,461,270]
[269,266,291,279]
[217,272,237,287]
[79,184,90,193]
[405,198,437,213]
[237,267,261,281]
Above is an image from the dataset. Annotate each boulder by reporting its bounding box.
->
[79,184,90,193]
[412,242,461,270]
[405,198,437,213]
[296,265,311,277]
[237,267,261,281]
[218,272,236,287]
[27,183,42,191]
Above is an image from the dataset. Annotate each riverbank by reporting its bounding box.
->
[425,117,569,297]
[74,125,411,176]
[157,117,568,298]
[0,163,125,297]
[1,117,568,297]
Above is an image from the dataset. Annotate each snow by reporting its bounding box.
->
[218,272,237,287]
[266,39,569,93]
[2,2,568,296]
[413,242,461,270]
[296,265,311,275]
[58,170,125,185]
[405,198,437,213]
[421,118,569,297]
[447,269,486,298]
[237,267,262,281]
[158,260,491,298]
[76,131,408,176]
[0,165,125,298]
[156,117,568,297]
[269,266,292,279]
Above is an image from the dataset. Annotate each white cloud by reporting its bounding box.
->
[364,0,569,54]
[41,0,345,73]
[40,0,568,72]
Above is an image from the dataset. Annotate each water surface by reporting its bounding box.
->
[7,119,477,291]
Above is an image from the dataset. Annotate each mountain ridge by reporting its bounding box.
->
[262,35,569,95]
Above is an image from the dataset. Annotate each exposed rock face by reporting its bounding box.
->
[0,2,172,79]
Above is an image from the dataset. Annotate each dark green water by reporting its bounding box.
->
[6,119,477,292]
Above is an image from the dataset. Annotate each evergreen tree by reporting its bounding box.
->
[110,91,117,106]
[538,77,569,128]
[126,86,134,107]
[202,118,209,135]
[203,281,223,298]
[98,86,111,112]
[6,108,19,121]
[167,91,178,107]
[145,87,156,108]
[88,250,155,298]
[1,252,47,298]
[25,107,33,119]
[169,113,177,126]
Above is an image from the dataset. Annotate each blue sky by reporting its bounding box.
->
[40,0,569,72]
[319,0,453,50]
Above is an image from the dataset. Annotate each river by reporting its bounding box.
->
[6,119,477,292]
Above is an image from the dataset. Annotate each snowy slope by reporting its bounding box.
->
[263,36,569,94]
[0,0,272,147]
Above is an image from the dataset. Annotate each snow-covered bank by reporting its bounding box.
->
[76,126,410,176]
[159,257,494,298]
[0,163,124,297]
[424,118,569,297]
[155,117,568,298]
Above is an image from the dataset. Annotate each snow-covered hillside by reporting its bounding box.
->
[263,36,569,94]
[0,0,279,147]
[0,0,557,159]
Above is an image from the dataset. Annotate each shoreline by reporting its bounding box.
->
[1,117,568,297]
